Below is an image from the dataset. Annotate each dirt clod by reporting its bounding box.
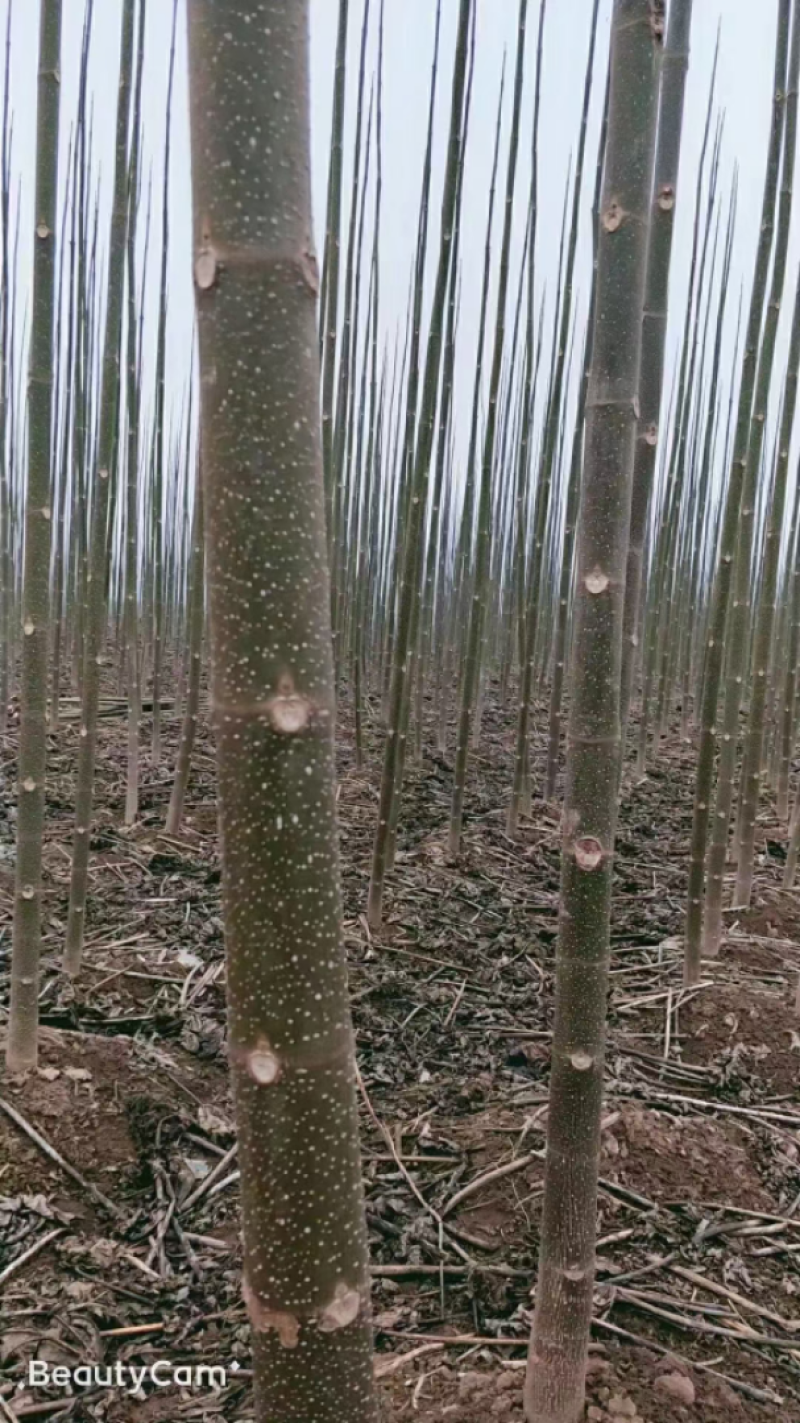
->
[655,1372,696,1406]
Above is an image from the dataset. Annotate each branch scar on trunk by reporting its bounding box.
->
[244,1036,282,1086]
[243,1278,363,1345]
[318,1282,363,1332]
[584,567,609,594]
[267,673,312,734]
[574,836,604,870]
[212,673,317,732]
[602,198,627,232]
[243,1279,300,1348]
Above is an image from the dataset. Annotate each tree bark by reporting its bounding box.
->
[620,0,692,740]
[684,0,789,981]
[63,0,134,978]
[165,472,204,837]
[734,2,800,905]
[367,0,473,926]
[186,5,376,1418]
[6,0,63,1071]
[525,4,661,1419]
[124,0,146,825]
[449,0,527,857]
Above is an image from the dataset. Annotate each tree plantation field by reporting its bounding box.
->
[5,0,800,1421]
[3,688,800,1422]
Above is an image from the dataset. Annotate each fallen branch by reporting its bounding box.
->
[441,1153,542,1219]
[0,1227,65,1288]
[374,1343,444,1379]
[0,1097,119,1216]
[179,1142,237,1213]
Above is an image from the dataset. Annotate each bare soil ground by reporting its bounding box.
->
[2,684,800,1420]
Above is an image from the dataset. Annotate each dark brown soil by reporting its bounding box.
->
[604,1104,775,1211]
[680,982,800,1094]
[2,685,800,1420]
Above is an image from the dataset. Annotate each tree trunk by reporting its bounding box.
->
[684,0,789,982]
[449,0,527,857]
[165,472,204,837]
[186,4,377,1418]
[124,0,146,825]
[63,0,134,977]
[620,0,692,740]
[734,4,800,904]
[6,0,63,1072]
[367,0,473,926]
[525,4,661,1418]
[320,0,349,547]
[512,0,599,826]
[150,0,178,771]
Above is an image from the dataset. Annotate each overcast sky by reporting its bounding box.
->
[0,0,790,518]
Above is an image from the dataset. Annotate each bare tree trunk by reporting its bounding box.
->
[0,11,11,743]
[620,0,692,739]
[734,3,800,903]
[525,4,660,1418]
[63,0,134,977]
[544,55,611,805]
[684,0,789,981]
[512,0,599,826]
[6,0,63,1071]
[124,0,145,825]
[449,0,527,857]
[776,465,800,820]
[367,0,473,926]
[165,471,203,836]
[150,0,178,770]
[187,5,376,1418]
[320,0,349,545]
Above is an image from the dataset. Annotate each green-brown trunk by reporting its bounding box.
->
[526,4,660,1418]
[187,4,377,1417]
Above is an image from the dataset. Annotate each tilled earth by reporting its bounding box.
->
[2,683,800,1420]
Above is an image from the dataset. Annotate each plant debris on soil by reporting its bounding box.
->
[2,683,800,1420]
